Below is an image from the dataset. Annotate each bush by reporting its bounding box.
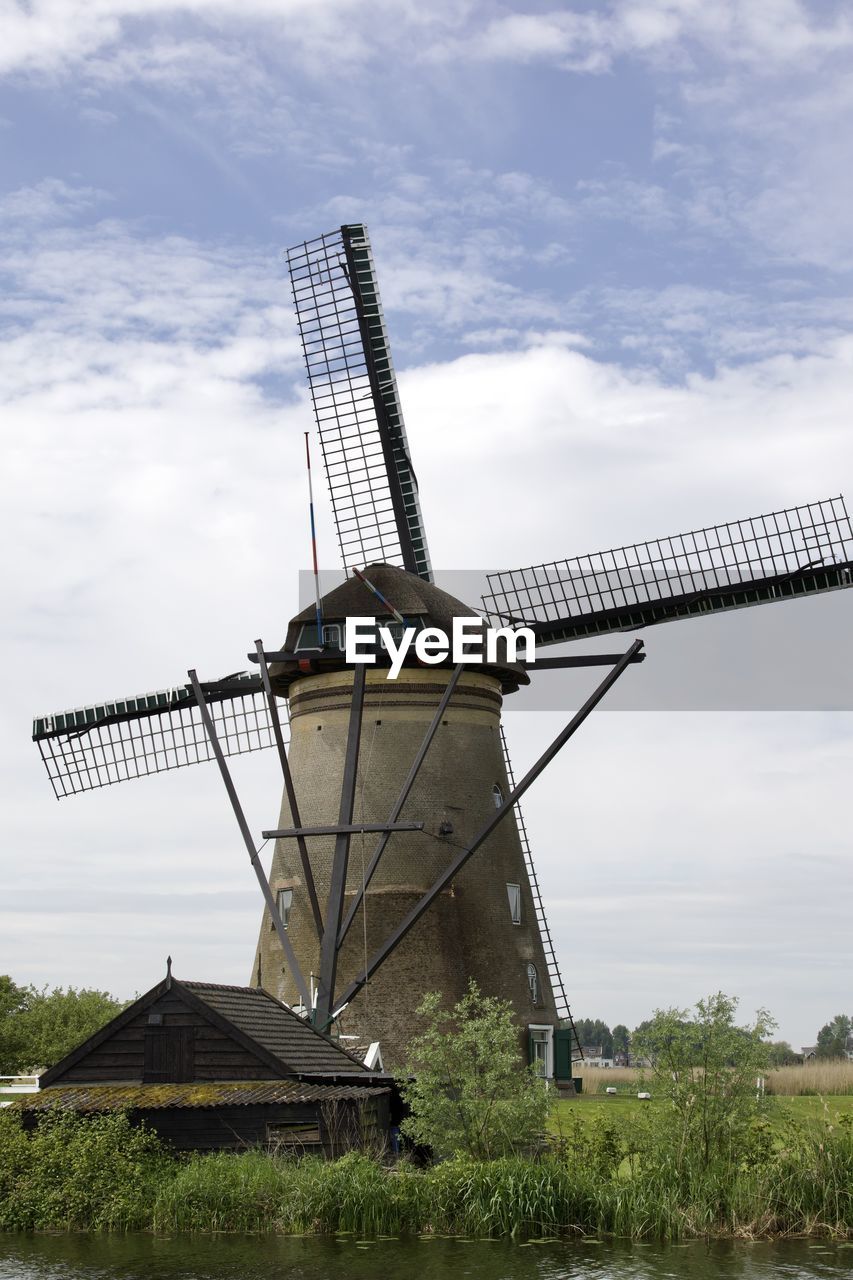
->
[399,981,551,1160]
[632,992,774,1174]
[0,1109,171,1231]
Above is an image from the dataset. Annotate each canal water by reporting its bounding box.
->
[1,1235,852,1280]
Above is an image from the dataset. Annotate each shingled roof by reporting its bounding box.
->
[179,981,371,1077]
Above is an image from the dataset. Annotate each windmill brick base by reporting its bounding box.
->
[252,664,559,1067]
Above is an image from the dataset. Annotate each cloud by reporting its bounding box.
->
[440,2,853,73]
[0,178,110,224]
[0,0,467,80]
[511,709,852,1046]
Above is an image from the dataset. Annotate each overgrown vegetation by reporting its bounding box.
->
[0,1111,171,1231]
[0,1106,850,1239]
[0,975,126,1074]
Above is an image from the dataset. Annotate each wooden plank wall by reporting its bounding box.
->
[136,1103,322,1151]
[135,1098,389,1154]
[59,991,278,1083]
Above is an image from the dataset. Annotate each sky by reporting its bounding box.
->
[2,0,852,1052]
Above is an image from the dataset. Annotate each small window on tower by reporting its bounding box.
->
[492,783,503,809]
[527,962,540,1005]
[271,887,293,931]
[506,883,521,924]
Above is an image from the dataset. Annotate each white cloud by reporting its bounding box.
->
[442,2,853,73]
[0,177,110,224]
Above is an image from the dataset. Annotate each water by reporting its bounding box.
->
[1,1235,852,1280]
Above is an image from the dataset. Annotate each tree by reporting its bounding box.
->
[815,1014,852,1059]
[575,1018,613,1057]
[0,981,126,1074]
[612,1024,630,1056]
[400,981,551,1160]
[766,1039,798,1067]
[632,992,775,1172]
[0,977,31,1074]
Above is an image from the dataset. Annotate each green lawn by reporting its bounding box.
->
[550,1091,853,1135]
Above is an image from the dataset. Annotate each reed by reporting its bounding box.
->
[765,1061,853,1096]
[573,1067,640,1095]
[577,1061,853,1097]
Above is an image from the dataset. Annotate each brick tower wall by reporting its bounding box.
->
[251,666,558,1068]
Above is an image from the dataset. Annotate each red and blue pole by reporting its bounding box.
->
[352,568,406,626]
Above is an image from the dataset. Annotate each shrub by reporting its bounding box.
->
[399,981,551,1160]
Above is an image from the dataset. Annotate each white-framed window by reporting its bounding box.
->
[527,962,540,1005]
[272,887,293,930]
[529,1025,554,1079]
[492,783,503,809]
[296,623,343,651]
[506,883,521,924]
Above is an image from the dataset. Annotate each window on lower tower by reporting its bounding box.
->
[271,887,292,930]
[506,883,521,924]
[527,962,540,1006]
[492,783,503,808]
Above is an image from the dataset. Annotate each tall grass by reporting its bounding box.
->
[577,1062,853,1097]
[573,1067,640,1095]
[1,1108,851,1240]
[766,1062,853,1096]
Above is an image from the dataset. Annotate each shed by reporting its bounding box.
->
[15,971,395,1153]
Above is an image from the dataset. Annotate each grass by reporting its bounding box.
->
[551,1090,853,1137]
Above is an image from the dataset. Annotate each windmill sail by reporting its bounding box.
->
[286,224,432,581]
[33,674,277,799]
[288,223,578,1039]
[483,496,853,645]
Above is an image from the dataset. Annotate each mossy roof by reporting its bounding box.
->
[13,1080,389,1112]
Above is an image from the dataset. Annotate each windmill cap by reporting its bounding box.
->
[271,563,529,693]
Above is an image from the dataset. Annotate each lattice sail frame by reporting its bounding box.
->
[483,497,853,645]
[33,675,277,799]
[286,224,432,581]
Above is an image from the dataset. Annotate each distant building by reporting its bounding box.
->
[802,1039,853,1062]
[580,1046,614,1067]
[11,968,396,1154]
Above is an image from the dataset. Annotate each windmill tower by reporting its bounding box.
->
[252,566,561,1066]
[32,222,853,1083]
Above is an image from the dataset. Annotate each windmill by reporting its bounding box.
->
[32,223,853,1078]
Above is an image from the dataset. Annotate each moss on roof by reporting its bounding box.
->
[15,1081,389,1112]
